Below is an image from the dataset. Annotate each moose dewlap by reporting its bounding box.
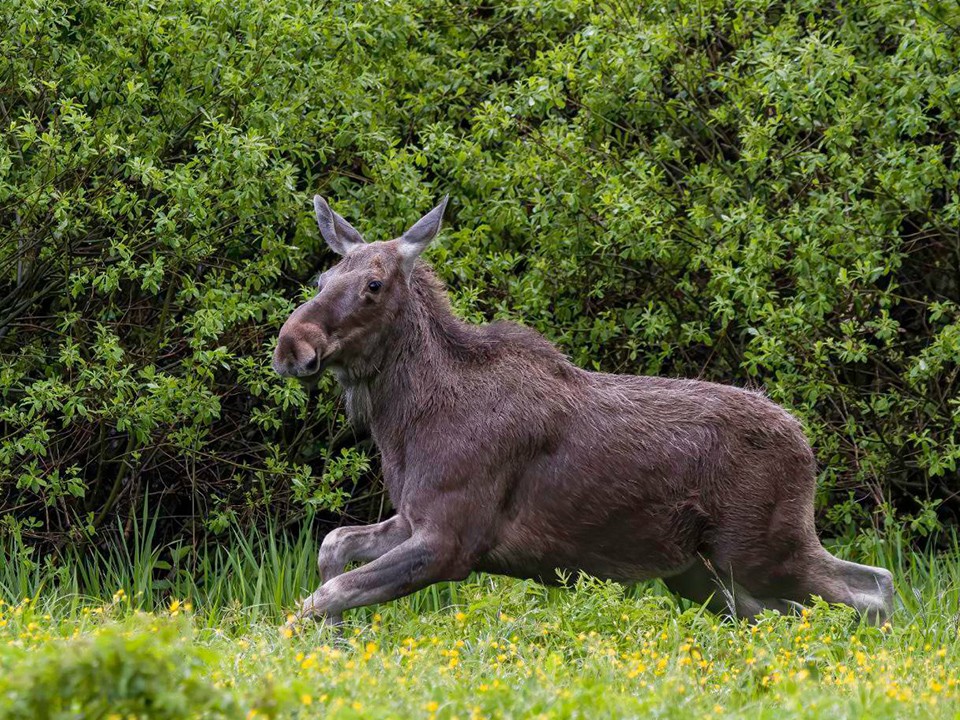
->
[273,195,894,628]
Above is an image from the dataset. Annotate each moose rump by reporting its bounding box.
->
[274,194,894,628]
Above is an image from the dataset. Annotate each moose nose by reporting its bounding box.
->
[301,353,320,375]
[272,334,320,378]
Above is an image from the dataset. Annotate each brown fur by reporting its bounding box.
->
[273,196,894,627]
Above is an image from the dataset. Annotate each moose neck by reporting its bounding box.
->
[335,264,459,436]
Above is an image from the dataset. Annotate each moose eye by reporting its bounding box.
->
[368,280,382,293]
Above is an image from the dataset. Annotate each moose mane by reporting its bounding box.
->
[406,261,574,371]
[339,259,578,429]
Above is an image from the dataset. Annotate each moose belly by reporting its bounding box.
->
[475,427,712,585]
[478,495,704,584]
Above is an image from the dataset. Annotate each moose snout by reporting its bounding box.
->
[272,324,327,378]
[272,334,316,377]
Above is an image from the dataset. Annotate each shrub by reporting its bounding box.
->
[0,615,238,718]
[1,0,959,554]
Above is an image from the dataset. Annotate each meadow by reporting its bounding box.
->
[2,522,959,719]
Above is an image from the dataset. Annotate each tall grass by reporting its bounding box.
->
[0,507,470,627]
[4,509,960,633]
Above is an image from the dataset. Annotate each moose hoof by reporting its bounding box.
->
[282,602,344,635]
[280,613,343,638]
[280,614,300,638]
[324,613,344,628]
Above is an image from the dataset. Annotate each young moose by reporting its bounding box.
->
[273,196,894,627]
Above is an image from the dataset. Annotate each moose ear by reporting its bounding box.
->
[398,195,449,276]
[314,195,365,256]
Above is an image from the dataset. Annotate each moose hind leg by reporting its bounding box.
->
[722,544,894,626]
[788,550,894,625]
[664,560,793,621]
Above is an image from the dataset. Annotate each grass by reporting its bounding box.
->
[1,523,959,719]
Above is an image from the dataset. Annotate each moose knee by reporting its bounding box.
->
[318,527,348,579]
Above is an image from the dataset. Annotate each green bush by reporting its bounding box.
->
[0,614,238,719]
[1,0,959,554]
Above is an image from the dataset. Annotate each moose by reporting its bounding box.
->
[273,195,894,628]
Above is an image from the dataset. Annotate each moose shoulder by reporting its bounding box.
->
[273,195,894,628]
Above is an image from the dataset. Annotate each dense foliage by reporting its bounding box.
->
[2,0,959,555]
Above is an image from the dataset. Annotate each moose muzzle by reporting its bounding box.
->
[272,305,330,379]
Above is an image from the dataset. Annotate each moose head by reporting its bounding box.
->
[272,195,449,381]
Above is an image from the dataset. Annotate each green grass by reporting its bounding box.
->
[2,525,959,719]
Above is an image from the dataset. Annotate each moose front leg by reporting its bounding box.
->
[311,516,412,626]
[295,531,469,626]
[318,516,412,582]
